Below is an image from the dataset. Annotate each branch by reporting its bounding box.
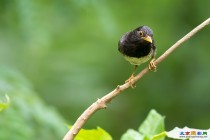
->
[63,18,210,140]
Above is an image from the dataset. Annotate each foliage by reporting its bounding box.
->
[138,110,165,140]
[0,94,10,112]
[120,110,210,140]
[74,127,112,140]
[121,109,165,140]
[0,67,67,140]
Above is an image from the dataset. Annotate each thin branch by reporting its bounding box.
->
[63,18,210,140]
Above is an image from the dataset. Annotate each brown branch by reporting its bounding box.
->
[63,18,210,140]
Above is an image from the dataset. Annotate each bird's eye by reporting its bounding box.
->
[139,31,144,36]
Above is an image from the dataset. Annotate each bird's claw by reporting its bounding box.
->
[125,74,136,88]
[149,59,157,71]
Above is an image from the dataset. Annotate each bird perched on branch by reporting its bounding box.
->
[118,26,156,86]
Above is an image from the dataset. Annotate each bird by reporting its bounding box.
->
[118,25,156,86]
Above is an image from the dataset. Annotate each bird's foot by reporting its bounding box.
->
[149,58,157,71]
[125,74,136,88]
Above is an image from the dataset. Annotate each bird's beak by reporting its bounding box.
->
[142,36,152,43]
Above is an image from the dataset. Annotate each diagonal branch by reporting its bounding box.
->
[63,18,210,140]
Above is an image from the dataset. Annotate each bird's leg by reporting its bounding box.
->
[149,58,157,71]
[125,65,137,88]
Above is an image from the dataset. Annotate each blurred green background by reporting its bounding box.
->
[0,0,210,139]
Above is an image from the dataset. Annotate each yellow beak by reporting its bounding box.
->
[142,36,152,43]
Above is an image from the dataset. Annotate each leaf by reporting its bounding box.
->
[138,109,165,140]
[121,129,144,140]
[151,132,167,140]
[0,94,10,112]
[120,109,165,140]
[74,127,112,140]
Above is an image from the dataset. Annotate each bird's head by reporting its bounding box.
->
[135,26,153,44]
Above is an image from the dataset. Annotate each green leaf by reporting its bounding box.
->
[0,94,10,112]
[152,132,167,140]
[138,109,165,140]
[121,129,144,140]
[121,109,165,140]
[74,127,112,140]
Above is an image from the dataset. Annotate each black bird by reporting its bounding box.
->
[118,26,156,84]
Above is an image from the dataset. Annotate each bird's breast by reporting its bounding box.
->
[124,51,152,65]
